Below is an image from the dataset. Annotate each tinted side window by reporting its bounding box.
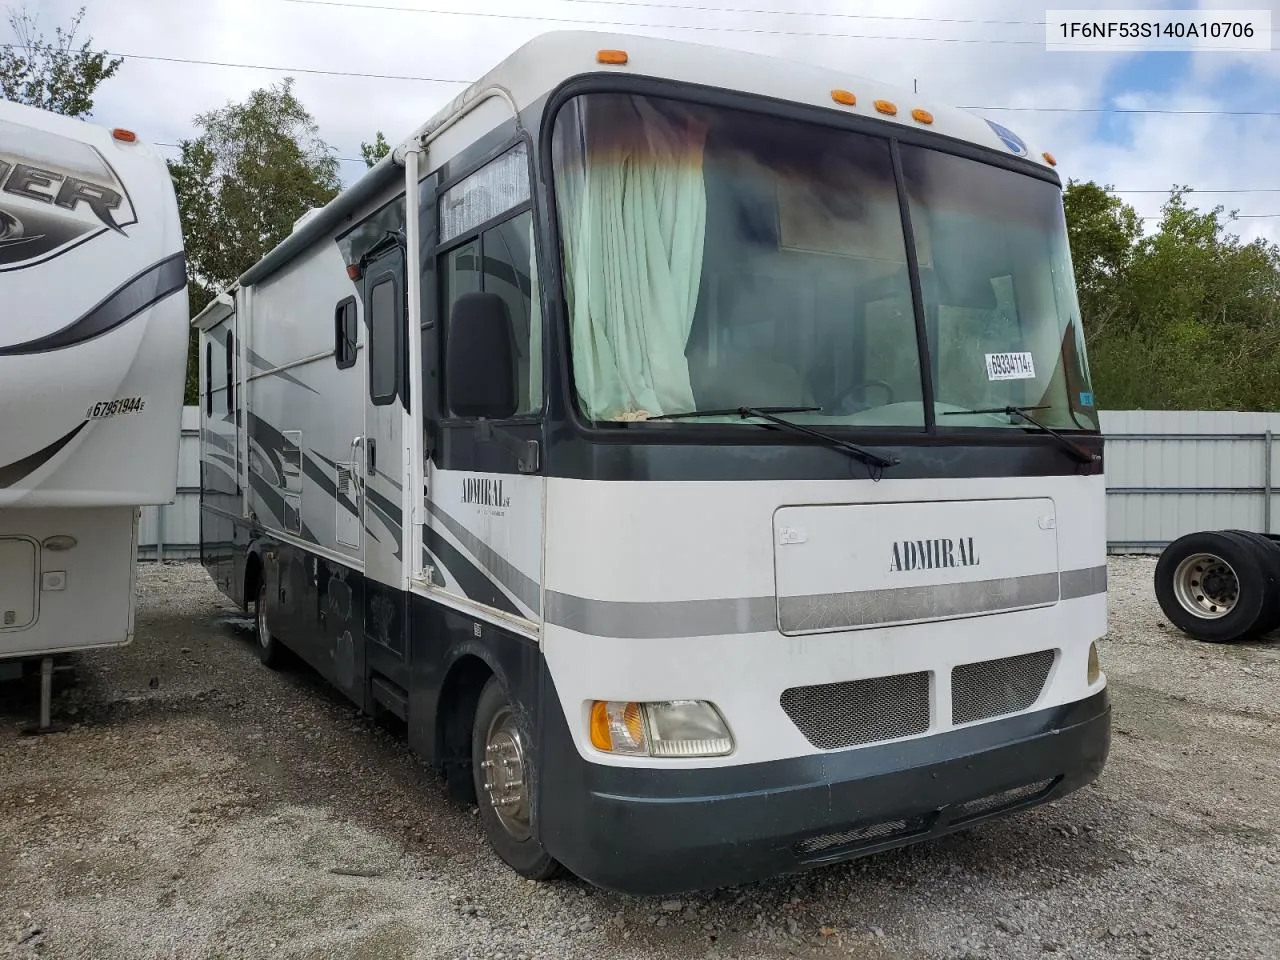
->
[335,298,357,369]
[369,277,398,404]
[225,331,235,412]
[440,211,540,417]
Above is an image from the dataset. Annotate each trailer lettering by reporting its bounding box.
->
[889,537,979,572]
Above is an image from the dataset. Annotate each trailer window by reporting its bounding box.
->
[335,297,357,369]
[368,277,399,404]
[225,331,235,413]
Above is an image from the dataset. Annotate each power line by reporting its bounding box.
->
[0,42,469,83]
[277,0,1280,48]
[557,0,1280,33]
[149,142,1280,199]
[8,42,1274,118]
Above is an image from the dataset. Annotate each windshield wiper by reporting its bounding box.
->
[651,405,897,470]
[943,404,1099,464]
[647,405,821,421]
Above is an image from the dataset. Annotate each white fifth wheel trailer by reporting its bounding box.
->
[194,31,1110,894]
[0,100,188,727]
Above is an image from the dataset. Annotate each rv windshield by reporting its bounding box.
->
[549,92,1097,432]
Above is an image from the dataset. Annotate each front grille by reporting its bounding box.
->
[780,671,931,750]
[951,650,1055,725]
[793,815,930,859]
[952,777,1059,822]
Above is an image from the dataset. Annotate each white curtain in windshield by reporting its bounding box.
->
[554,98,708,420]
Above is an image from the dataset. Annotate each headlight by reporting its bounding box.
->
[589,700,734,757]
[1087,642,1102,685]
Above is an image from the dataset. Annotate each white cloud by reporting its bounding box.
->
[21,0,1279,244]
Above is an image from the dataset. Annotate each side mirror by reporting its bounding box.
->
[445,292,518,419]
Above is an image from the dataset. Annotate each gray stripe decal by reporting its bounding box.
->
[426,499,541,615]
[0,252,186,356]
[543,565,1108,639]
[778,571,1061,634]
[1061,564,1108,600]
[545,591,774,639]
[0,422,87,487]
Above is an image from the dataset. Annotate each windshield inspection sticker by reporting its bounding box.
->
[985,352,1036,381]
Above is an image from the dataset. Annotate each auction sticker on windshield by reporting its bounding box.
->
[985,352,1036,381]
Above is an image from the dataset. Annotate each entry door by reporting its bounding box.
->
[360,244,408,652]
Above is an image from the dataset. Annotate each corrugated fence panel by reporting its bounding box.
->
[137,408,1280,560]
[1098,410,1280,554]
[137,407,202,561]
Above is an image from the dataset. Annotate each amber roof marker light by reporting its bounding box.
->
[111,128,137,143]
[831,89,857,107]
[596,49,629,65]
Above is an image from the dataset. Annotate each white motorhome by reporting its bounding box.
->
[0,101,188,723]
[194,31,1110,894]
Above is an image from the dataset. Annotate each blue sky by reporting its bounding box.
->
[21,0,1280,244]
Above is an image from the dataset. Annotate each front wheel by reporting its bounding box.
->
[254,581,285,668]
[471,676,561,882]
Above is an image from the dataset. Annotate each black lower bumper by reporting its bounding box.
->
[536,687,1111,896]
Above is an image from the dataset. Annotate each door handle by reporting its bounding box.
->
[367,438,377,476]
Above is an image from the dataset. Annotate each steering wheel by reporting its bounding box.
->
[828,379,896,414]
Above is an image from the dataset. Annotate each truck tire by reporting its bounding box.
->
[470,676,562,882]
[1224,530,1280,636]
[1154,530,1274,643]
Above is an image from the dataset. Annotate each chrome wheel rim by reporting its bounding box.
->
[481,705,531,841]
[256,588,271,648]
[1172,552,1239,619]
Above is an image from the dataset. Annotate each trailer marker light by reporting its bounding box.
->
[41,535,77,551]
[911,108,933,124]
[346,263,361,281]
[1043,151,1057,166]
[596,49,629,65]
[831,89,857,106]
[589,700,734,757]
[1087,642,1102,685]
[111,128,137,143]
[874,99,897,116]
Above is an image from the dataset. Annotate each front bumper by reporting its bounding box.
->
[536,687,1111,896]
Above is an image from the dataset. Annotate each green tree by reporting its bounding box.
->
[0,3,121,118]
[169,78,341,402]
[361,130,390,167]
[1065,181,1280,411]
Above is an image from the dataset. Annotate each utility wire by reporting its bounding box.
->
[553,0,1280,32]
[277,0,1280,48]
[7,43,1276,118]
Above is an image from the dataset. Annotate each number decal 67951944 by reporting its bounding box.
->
[85,396,147,420]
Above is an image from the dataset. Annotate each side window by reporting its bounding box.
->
[205,342,213,416]
[368,277,399,404]
[437,143,541,418]
[225,331,235,413]
[334,297,357,369]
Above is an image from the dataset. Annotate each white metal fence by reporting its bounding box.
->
[138,406,202,562]
[138,407,1280,561]
[1099,410,1280,554]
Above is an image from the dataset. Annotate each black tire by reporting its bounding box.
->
[254,581,285,668]
[1153,530,1273,643]
[470,676,561,882]
[1224,530,1280,635]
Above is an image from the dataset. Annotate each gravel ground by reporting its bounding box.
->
[0,557,1277,960]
